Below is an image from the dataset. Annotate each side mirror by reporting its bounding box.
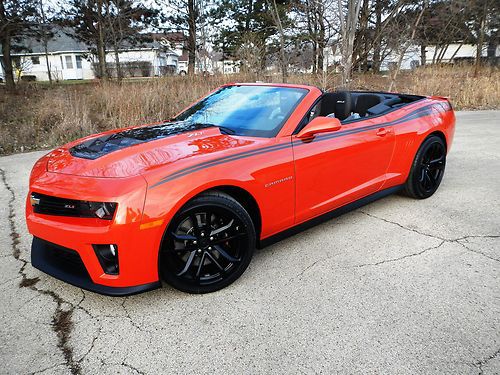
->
[296,116,341,139]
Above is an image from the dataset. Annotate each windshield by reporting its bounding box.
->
[174,85,308,137]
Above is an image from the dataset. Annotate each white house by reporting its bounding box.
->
[154,33,240,75]
[0,27,179,82]
[321,42,499,72]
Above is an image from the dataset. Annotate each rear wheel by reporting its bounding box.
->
[160,192,255,293]
[403,135,446,199]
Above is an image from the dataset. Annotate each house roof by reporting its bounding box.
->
[6,26,177,56]
[151,32,186,43]
[20,27,90,54]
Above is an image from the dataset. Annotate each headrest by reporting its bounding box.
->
[319,92,352,120]
[355,94,382,116]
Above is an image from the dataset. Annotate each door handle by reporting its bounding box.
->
[376,128,389,137]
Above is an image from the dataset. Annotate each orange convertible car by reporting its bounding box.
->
[26,83,455,295]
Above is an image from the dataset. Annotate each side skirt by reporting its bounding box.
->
[258,184,403,249]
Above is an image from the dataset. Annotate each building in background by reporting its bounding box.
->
[155,32,240,75]
[320,42,499,73]
[0,27,178,82]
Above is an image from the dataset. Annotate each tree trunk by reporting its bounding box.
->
[420,43,426,66]
[0,0,15,90]
[436,44,449,64]
[372,0,382,72]
[358,0,369,71]
[338,0,362,87]
[388,2,425,91]
[317,4,325,73]
[39,0,52,84]
[114,44,122,80]
[96,0,107,79]
[245,0,253,31]
[43,40,52,83]
[474,5,486,78]
[1,34,15,90]
[449,42,463,62]
[268,0,287,82]
[187,0,197,75]
[312,40,317,74]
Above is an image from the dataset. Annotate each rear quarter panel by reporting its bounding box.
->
[382,98,455,189]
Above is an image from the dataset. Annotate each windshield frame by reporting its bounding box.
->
[172,84,310,138]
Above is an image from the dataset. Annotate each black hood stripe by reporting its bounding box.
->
[70,122,216,160]
[150,104,438,189]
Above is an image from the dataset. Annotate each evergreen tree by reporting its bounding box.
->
[0,0,39,89]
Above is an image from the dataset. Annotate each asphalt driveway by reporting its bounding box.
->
[1,111,499,374]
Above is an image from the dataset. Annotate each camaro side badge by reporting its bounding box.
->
[265,176,293,188]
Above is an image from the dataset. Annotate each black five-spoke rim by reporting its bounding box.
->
[419,141,445,193]
[163,206,248,286]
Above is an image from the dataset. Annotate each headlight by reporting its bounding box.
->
[87,202,118,220]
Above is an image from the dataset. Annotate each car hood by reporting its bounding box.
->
[45,122,260,178]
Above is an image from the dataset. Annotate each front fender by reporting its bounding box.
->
[139,141,296,266]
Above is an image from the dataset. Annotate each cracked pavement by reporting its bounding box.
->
[1,110,499,374]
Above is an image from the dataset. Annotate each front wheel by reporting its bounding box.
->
[160,191,255,293]
[403,135,446,199]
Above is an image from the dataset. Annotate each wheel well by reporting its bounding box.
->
[199,186,262,240]
[428,131,447,151]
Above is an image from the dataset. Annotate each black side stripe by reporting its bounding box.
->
[150,142,291,187]
[150,104,437,189]
[307,105,434,144]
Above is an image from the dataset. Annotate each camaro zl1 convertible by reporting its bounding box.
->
[26,83,455,295]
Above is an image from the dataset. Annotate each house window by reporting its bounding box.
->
[65,55,73,69]
[75,55,82,69]
[31,56,40,65]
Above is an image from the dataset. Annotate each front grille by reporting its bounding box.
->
[30,192,116,219]
[31,192,84,217]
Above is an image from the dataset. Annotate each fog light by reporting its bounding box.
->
[93,244,119,275]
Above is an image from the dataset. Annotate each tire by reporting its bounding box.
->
[160,191,255,293]
[403,135,446,199]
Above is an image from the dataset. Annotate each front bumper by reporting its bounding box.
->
[31,237,160,296]
[26,170,167,294]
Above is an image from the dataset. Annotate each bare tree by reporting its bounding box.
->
[96,0,107,78]
[236,32,266,76]
[0,0,39,90]
[388,0,426,91]
[336,0,362,87]
[38,0,53,83]
[267,0,288,82]
[473,0,487,77]
[160,0,203,75]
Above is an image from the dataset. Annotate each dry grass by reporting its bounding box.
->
[0,65,498,155]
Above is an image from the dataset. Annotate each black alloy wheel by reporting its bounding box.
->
[160,191,255,293]
[404,135,446,199]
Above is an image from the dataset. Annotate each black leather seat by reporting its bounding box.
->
[319,92,352,121]
[355,94,382,117]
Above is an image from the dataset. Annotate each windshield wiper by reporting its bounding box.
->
[216,126,236,135]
